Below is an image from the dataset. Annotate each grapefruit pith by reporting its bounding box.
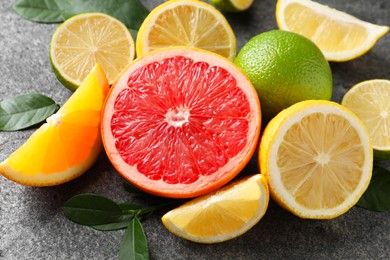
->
[101,47,261,198]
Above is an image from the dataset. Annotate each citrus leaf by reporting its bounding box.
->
[13,0,149,37]
[119,217,149,260]
[357,165,390,212]
[0,93,58,131]
[12,0,70,22]
[91,202,143,230]
[92,216,134,231]
[63,194,124,226]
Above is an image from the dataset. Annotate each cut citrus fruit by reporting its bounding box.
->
[162,174,269,243]
[50,13,135,91]
[341,79,390,160]
[136,0,236,61]
[210,0,254,12]
[0,64,109,186]
[259,100,373,219]
[276,0,389,62]
[101,47,261,198]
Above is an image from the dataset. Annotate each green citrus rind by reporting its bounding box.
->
[210,0,254,12]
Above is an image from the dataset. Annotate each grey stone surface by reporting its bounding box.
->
[0,0,389,259]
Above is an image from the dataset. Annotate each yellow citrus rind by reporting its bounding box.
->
[162,174,269,243]
[260,100,373,219]
[276,0,389,62]
[136,0,236,61]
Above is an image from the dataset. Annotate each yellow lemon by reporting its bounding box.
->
[276,0,389,61]
[136,0,236,61]
[162,174,269,243]
[259,100,373,219]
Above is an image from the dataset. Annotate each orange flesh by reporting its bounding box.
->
[110,56,251,185]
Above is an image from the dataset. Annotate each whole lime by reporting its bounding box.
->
[234,30,332,123]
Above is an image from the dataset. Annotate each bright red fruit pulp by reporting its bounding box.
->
[110,56,251,185]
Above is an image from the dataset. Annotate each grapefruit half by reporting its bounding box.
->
[101,47,261,198]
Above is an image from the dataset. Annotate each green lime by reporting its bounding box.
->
[341,79,390,160]
[234,30,332,123]
[210,0,253,12]
[50,13,135,91]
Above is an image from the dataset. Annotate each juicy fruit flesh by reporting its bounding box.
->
[278,112,364,210]
[53,15,133,84]
[143,4,234,59]
[342,82,390,150]
[7,111,100,174]
[0,64,109,186]
[284,3,367,52]
[166,175,263,238]
[110,55,251,185]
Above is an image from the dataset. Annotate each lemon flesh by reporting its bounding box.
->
[260,100,373,219]
[162,174,269,243]
[276,0,389,61]
[136,0,236,61]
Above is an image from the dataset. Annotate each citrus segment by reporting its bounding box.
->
[0,64,109,186]
[162,174,269,243]
[50,13,135,90]
[259,100,373,219]
[136,0,236,60]
[276,0,389,61]
[341,79,390,160]
[101,47,261,198]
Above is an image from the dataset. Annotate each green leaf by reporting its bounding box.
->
[13,0,71,22]
[91,202,144,231]
[92,216,134,231]
[0,93,58,131]
[13,0,150,38]
[119,217,149,260]
[357,165,390,212]
[63,194,124,226]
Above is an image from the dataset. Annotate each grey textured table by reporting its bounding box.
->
[1,0,389,259]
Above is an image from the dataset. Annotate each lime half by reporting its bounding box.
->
[341,79,390,160]
[50,13,135,91]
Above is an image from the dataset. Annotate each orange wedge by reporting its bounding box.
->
[0,64,109,186]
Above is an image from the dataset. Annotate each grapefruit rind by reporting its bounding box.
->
[101,47,261,198]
